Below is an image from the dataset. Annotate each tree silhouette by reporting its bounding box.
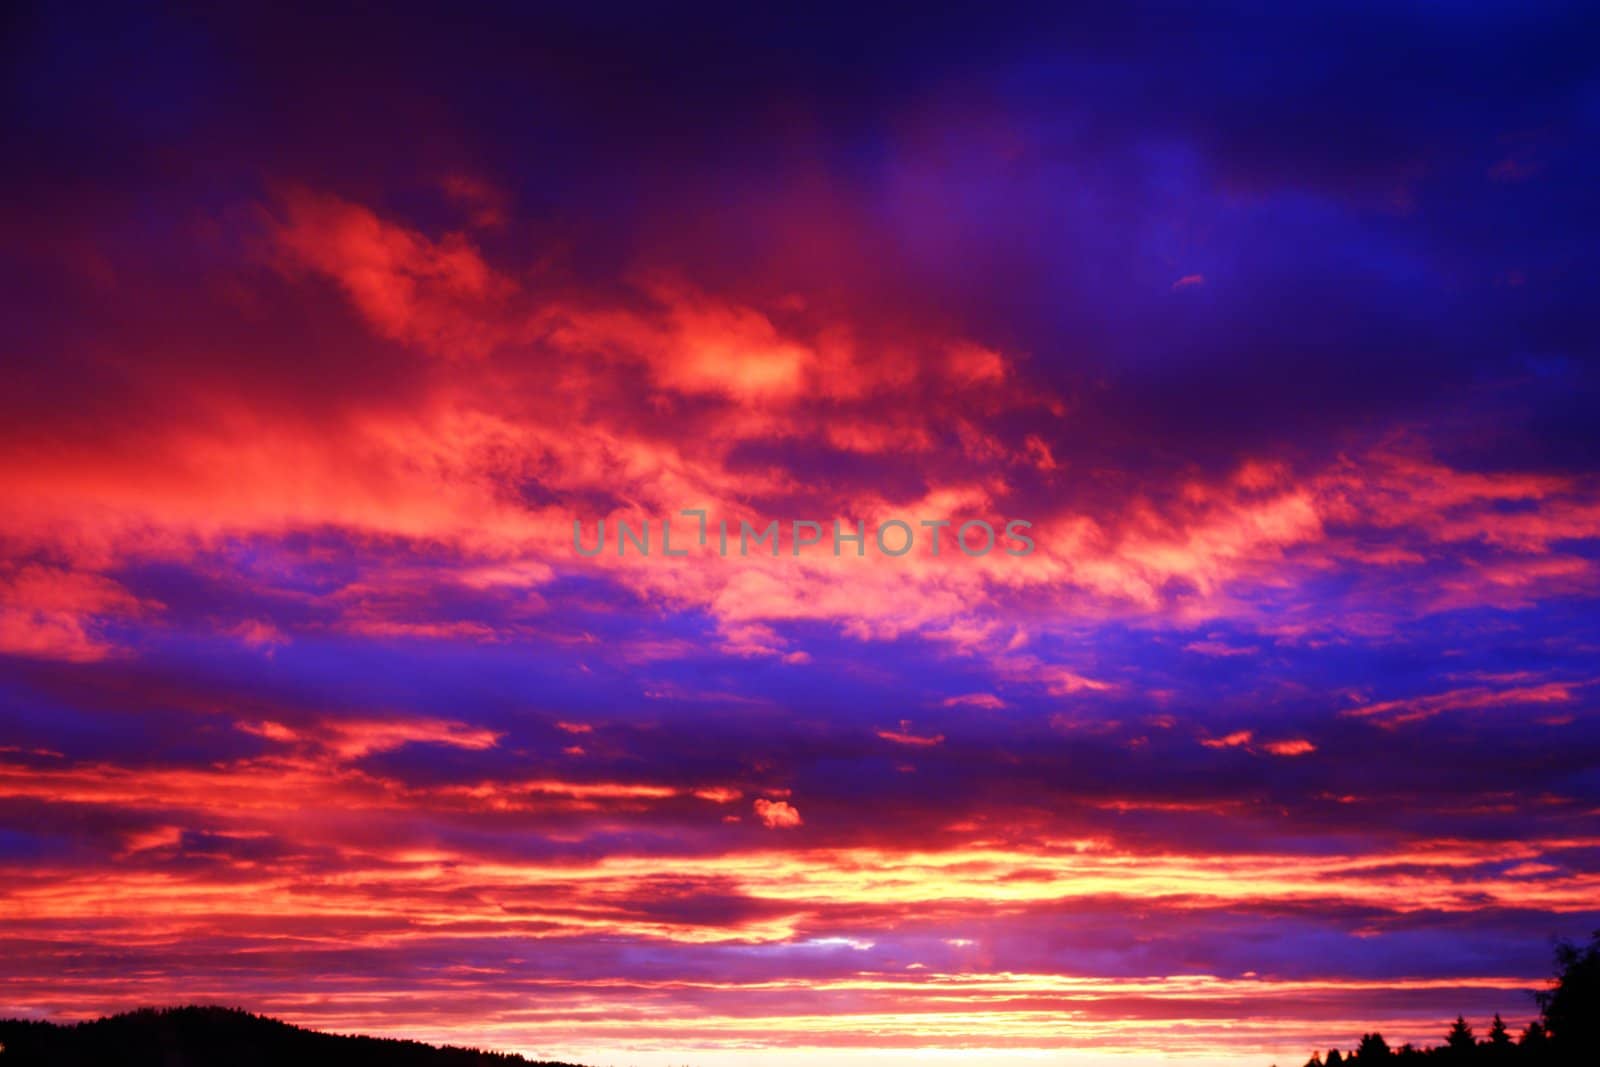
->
[1276,930,1600,1067]
[1355,1032,1391,1062]
[1538,929,1600,1061]
[1483,1013,1513,1063]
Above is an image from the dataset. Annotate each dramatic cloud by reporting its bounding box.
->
[2,6,1599,1067]
[755,798,804,830]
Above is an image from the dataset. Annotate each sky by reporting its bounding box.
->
[3,3,1600,1065]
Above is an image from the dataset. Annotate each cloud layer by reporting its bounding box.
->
[3,5,1599,1066]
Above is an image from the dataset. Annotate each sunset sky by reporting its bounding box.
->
[3,4,1600,1066]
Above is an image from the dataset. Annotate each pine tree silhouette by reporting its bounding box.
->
[1446,1015,1475,1053]
[1355,1032,1391,1062]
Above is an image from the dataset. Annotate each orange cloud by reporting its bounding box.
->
[754,798,803,829]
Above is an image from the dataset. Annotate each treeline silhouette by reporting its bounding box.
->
[0,1005,586,1067]
[1286,932,1600,1067]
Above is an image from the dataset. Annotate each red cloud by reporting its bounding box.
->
[0,565,153,662]
[2,188,1597,679]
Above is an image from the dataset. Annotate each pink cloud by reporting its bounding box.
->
[1343,681,1579,727]
[1201,730,1254,749]
[876,722,946,747]
[754,798,803,829]
[943,692,1006,709]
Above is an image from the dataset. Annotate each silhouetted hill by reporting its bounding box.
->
[0,1005,586,1067]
